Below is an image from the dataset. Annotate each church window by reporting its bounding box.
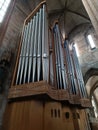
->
[0,0,11,23]
[74,43,80,57]
[87,34,96,49]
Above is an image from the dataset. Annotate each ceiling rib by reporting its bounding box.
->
[65,8,90,21]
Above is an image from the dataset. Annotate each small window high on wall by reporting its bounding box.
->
[74,43,80,57]
[0,0,11,23]
[87,34,96,49]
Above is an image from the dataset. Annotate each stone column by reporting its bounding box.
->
[82,0,98,36]
[93,90,98,118]
[94,88,98,106]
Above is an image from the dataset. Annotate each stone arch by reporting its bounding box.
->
[84,68,98,118]
[90,81,98,99]
[84,68,98,85]
[84,68,98,97]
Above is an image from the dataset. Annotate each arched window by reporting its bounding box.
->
[74,43,80,57]
[0,0,11,23]
[87,34,96,49]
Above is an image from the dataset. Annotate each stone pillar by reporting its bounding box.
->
[93,90,98,118]
[94,88,98,107]
[82,0,98,36]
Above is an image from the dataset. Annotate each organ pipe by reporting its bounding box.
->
[15,4,87,99]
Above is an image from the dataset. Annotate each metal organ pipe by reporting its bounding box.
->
[16,26,27,85]
[56,25,67,89]
[15,3,87,100]
[28,17,35,83]
[53,24,68,89]
[23,21,32,84]
[15,4,49,85]
[42,4,45,81]
[52,23,86,98]
[19,23,30,84]
[32,12,39,82]
[72,45,87,98]
[42,4,49,82]
[54,31,63,89]
[37,8,42,81]
[71,47,84,96]
[64,41,77,95]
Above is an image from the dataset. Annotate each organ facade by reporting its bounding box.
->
[2,1,91,130]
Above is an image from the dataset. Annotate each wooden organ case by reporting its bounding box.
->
[2,1,91,130]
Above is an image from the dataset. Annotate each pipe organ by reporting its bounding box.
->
[16,4,48,85]
[2,1,91,130]
[64,41,87,97]
[49,23,87,99]
[53,24,68,90]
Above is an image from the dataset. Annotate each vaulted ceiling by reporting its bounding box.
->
[26,0,91,35]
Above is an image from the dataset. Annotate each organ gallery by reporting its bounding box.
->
[2,1,91,130]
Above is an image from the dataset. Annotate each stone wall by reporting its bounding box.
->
[69,23,98,76]
[0,0,38,127]
[1,0,31,51]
